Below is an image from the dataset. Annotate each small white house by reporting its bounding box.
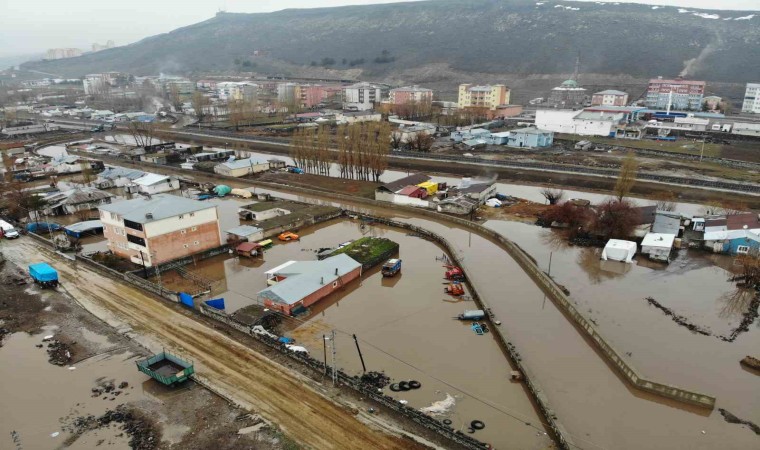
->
[601,239,637,263]
[640,233,675,263]
[130,173,180,194]
[214,158,269,177]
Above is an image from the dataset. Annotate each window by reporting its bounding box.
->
[189,212,195,217]
[126,234,146,247]
[180,229,186,234]
[124,219,143,231]
[183,244,189,248]
[332,281,338,288]
[194,240,200,246]
[178,215,184,219]
[737,245,750,254]
[191,226,197,232]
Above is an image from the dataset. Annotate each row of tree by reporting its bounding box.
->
[289,122,391,182]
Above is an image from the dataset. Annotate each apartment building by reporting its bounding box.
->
[591,90,629,107]
[389,86,433,105]
[343,82,385,111]
[457,84,510,110]
[645,77,706,111]
[99,195,221,267]
[741,83,760,113]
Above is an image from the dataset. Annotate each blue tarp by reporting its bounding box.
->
[178,292,194,308]
[28,263,58,282]
[204,298,225,310]
[26,222,62,233]
[64,220,103,238]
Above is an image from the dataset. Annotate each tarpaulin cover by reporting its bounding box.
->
[29,263,58,282]
[213,185,232,196]
[179,292,194,308]
[204,298,225,310]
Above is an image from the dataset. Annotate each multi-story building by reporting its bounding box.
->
[645,77,706,111]
[547,80,587,107]
[343,82,385,111]
[277,83,299,105]
[389,86,433,105]
[92,40,115,52]
[83,72,129,95]
[741,83,760,113]
[230,83,258,102]
[591,90,629,107]
[45,48,82,60]
[457,84,510,110]
[99,194,222,267]
[299,84,343,108]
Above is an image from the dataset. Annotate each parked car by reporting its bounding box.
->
[278,231,299,241]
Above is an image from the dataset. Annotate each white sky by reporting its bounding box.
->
[1,0,757,57]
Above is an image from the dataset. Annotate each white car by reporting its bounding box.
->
[3,228,20,239]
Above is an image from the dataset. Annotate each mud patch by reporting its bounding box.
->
[64,405,161,449]
[46,339,74,366]
[645,295,760,342]
[718,408,760,436]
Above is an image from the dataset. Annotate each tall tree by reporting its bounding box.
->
[614,152,638,201]
[191,91,210,123]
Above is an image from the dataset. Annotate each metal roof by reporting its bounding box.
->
[258,254,361,305]
[226,225,263,237]
[133,173,170,186]
[377,173,430,193]
[594,90,628,96]
[507,127,552,135]
[99,194,215,224]
[98,167,145,180]
[642,233,676,249]
[218,158,267,170]
[64,220,103,233]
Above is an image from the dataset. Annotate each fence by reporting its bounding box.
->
[196,304,491,450]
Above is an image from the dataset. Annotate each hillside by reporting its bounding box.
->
[20,0,760,83]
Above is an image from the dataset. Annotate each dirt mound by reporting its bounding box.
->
[66,405,161,450]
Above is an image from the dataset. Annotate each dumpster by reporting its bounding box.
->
[28,262,59,288]
[136,351,194,386]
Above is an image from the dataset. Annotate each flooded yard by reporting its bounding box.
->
[156,217,553,449]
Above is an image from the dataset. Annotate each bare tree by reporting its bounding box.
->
[540,188,565,205]
[614,152,638,201]
[191,92,210,123]
[127,121,159,148]
[168,84,183,112]
[593,199,639,239]
[411,132,434,152]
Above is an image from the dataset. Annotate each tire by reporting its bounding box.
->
[398,381,410,391]
[467,427,475,434]
[408,380,421,389]
[471,420,485,430]
[389,383,401,392]
[442,419,452,425]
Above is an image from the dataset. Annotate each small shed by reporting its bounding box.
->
[641,233,675,262]
[226,224,264,242]
[236,241,263,258]
[601,239,637,263]
[417,181,439,196]
[398,185,427,198]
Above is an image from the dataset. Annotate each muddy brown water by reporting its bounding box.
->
[149,189,760,450]
[0,331,148,450]
[156,218,553,449]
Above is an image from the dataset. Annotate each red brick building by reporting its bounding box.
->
[259,254,362,315]
[99,194,221,267]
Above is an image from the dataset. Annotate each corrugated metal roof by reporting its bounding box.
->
[642,233,675,249]
[99,194,215,223]
[64,220,103,233]
[226,225,263,237]
[219,158,267,170]
[133,173,170,186]
[258,254,361,305]
[377,173,430,193]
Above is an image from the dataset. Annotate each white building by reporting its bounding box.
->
[343,82,384,111]
[741,83,760,114]
[336,111,382,125]
[130,174,180,195]
[641,233,676,263]
[214,158,269,177]
[277,83,298,105]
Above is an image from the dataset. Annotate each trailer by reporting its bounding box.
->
[381,259,401,277]
[136,351,194,386]
[28,262,58,288]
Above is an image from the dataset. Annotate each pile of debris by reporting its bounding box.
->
[45,338,73,366]
[359,371,391,389]
[66,405,160,450]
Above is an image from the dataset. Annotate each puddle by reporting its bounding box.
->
[0,332,149,450]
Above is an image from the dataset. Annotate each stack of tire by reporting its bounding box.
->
[388,380,422,392]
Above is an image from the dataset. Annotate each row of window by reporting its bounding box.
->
[105,225,127,236]
[183,241,201,248]
[179,227,198,234]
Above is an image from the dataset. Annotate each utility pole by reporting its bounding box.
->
[331,330,337,386]
[548,251,553,277]
[323,334,328,376]
[700,137,706,163]
[352,334,367,373]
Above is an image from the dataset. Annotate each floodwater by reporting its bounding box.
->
[157,217,553,449]
[0,331,148,450]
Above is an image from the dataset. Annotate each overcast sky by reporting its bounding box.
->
[1,0,757,57]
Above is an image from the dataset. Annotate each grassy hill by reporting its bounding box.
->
[20,0,760,83]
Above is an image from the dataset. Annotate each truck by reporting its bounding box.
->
[381,259,401,277]
[28,262,59,288]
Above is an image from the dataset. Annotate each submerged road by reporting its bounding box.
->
[57,153,760,450]
[3,240,429,450]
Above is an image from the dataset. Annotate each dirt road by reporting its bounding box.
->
[4,239,427,450]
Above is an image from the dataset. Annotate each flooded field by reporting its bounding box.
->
[157,217,553,449]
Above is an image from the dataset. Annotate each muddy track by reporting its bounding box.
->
[6,240,424,450]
